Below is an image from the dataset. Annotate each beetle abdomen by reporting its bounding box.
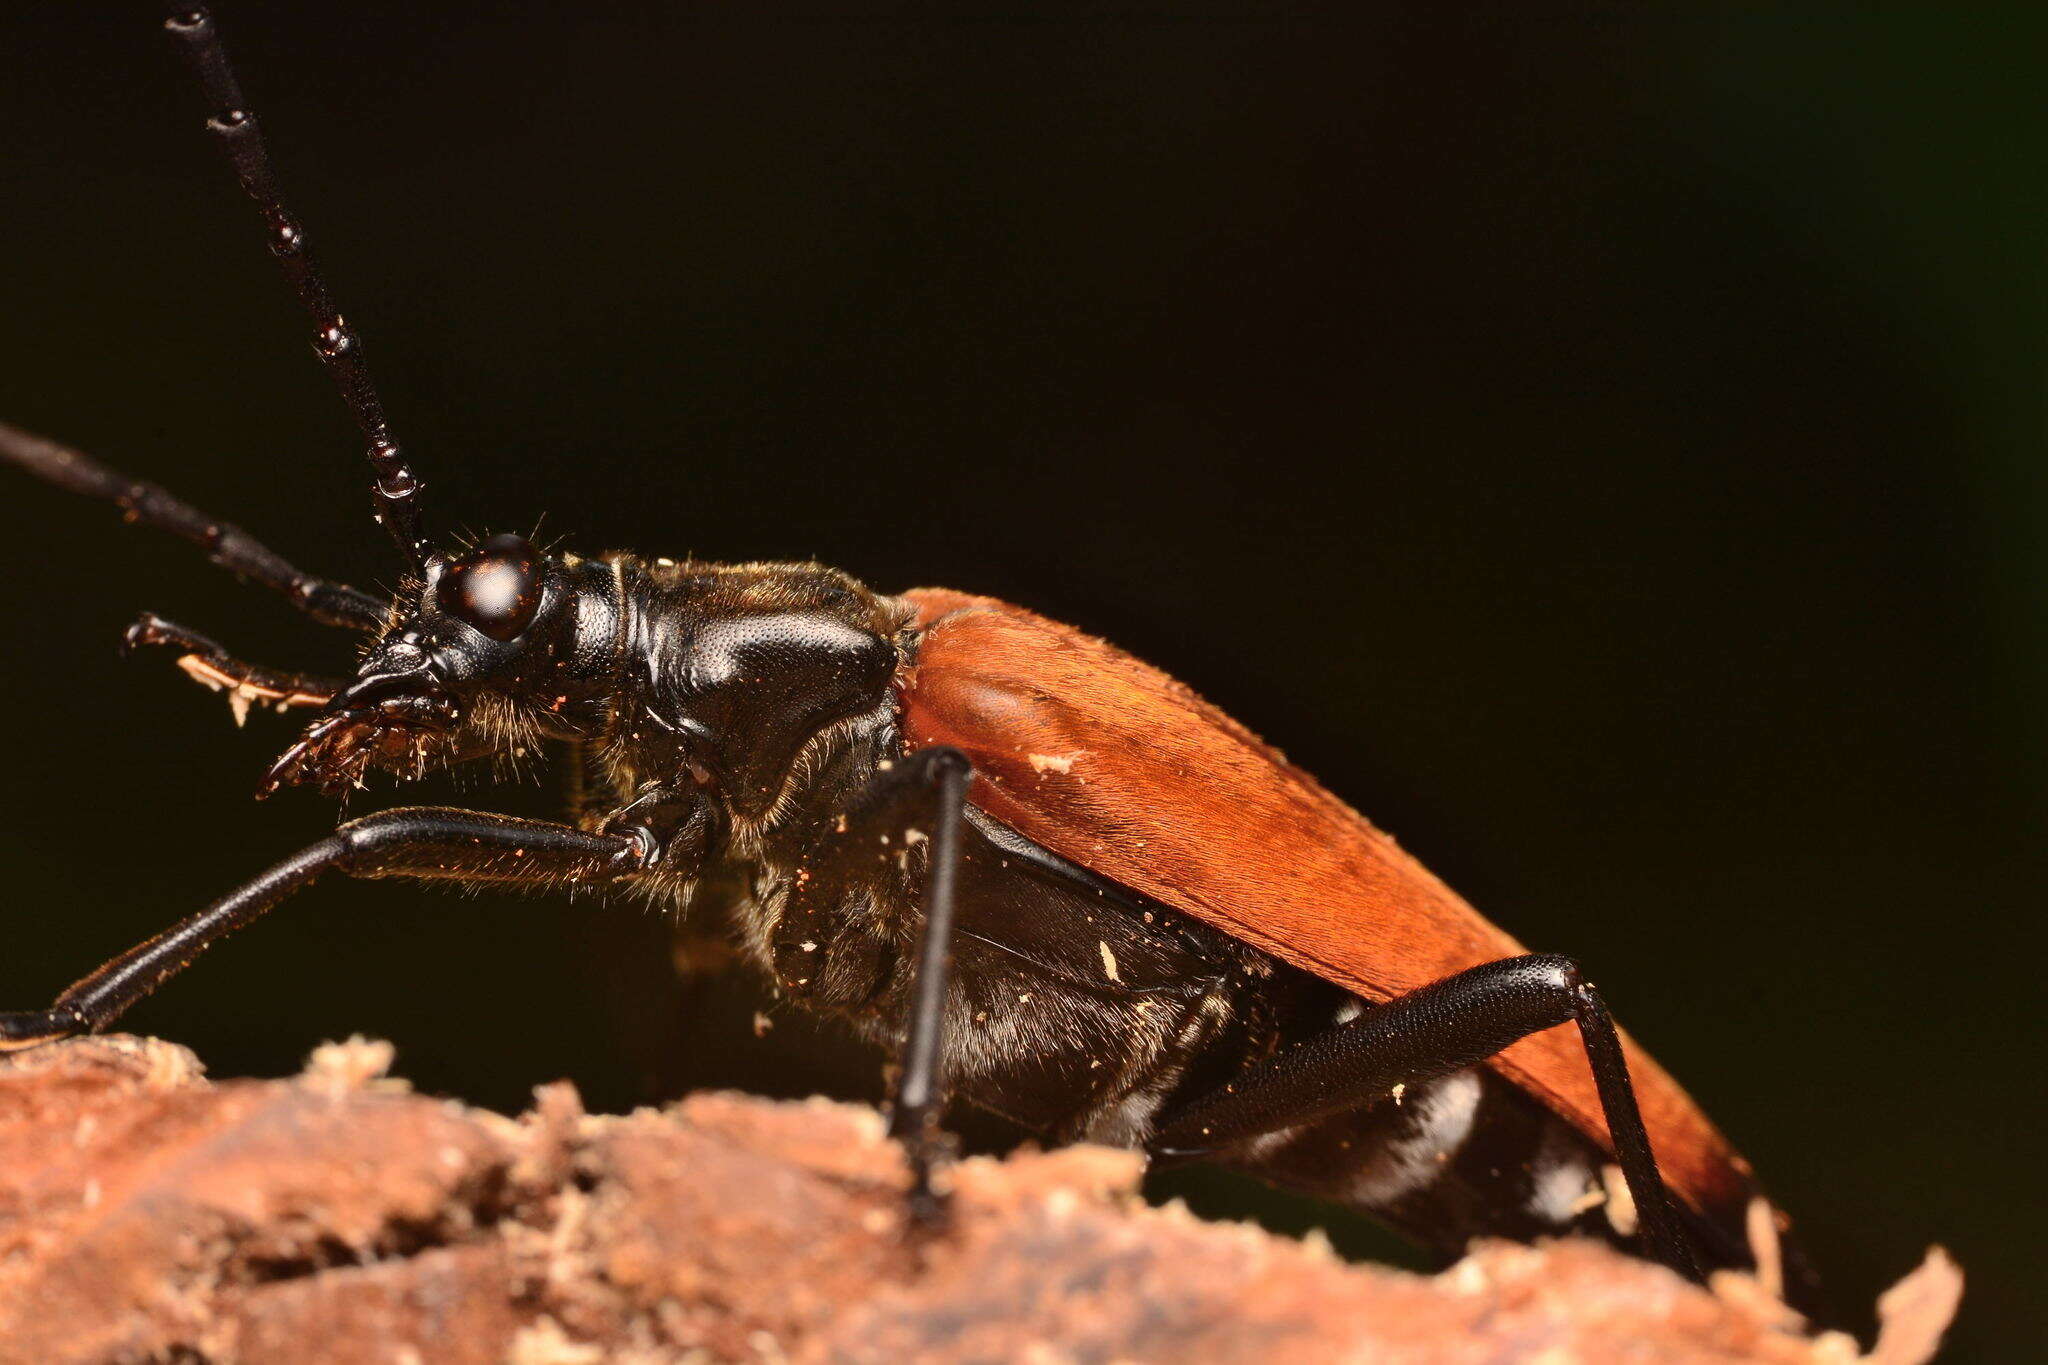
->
[894,588,1761,1245]
[730,776,1654,1258]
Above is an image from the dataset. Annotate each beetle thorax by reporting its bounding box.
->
[591,557,911,857]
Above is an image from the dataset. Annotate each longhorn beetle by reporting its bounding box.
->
[1,4,1818,1313]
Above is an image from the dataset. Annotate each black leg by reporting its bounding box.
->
[1147,954,1702,1282]
[885,749,973,1215]
[0,808,644,1052]
[160,7,427,566]
[0,422,388,631]
[594,782,716,871]
[124,611,347,722]
[803,748,974,1215]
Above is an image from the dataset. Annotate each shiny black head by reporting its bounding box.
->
[262,533,620,796]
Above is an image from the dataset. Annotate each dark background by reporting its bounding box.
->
[1,4,2039,1356]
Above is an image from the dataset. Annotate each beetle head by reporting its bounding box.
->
[262,532,613,796]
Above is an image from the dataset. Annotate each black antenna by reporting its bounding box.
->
[162,6,428,570]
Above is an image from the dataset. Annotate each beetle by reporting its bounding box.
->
[0,3,1818,1314]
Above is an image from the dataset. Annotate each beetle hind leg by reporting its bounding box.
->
[1146,954,1704,1282]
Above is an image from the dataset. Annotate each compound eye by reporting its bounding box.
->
[440,533,542,642]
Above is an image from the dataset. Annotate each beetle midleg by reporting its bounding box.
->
[0,420,388,631]
[123,610,345,723]
[1146,953,1702,1282]
[782,745,974,1218]
[885,748,972,1218]
[0,809,644,1053]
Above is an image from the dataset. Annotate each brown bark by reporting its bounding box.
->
[0,1036,1956,1364]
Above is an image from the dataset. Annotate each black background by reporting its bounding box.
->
[1,5,2039,1356]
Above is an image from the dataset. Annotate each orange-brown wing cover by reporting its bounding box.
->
[896,588,1755,1231]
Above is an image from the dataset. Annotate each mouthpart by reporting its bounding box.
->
[258,683,461,798]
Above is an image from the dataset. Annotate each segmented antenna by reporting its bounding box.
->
[162,6,429,569]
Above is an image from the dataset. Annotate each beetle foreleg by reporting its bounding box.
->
[124,611,346,724]
[0,808,645,1053]
[596,783,715,870]
[1146,954,1702,1282]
